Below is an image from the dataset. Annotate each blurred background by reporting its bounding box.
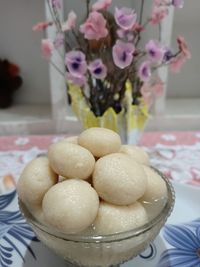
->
[0,0,199,135]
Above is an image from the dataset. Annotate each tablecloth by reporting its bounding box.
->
[1,131,200,195]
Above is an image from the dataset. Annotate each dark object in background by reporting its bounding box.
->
[0,59,23,108]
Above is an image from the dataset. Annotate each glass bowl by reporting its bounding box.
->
[19,169,175,267]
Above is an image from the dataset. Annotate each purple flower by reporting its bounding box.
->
[138,61,151,82]
[163,49,173,62]
[66,72,86,87]
[54,33,64,49]
[114,7,137,31]
[158,219,200,267]
[117,29,134,41]
[172,0,184,8]
[51,0,61,9]
[65,51,87,76]
[145,40,165,62]
[88,59,107,80]
[112,40,135,69]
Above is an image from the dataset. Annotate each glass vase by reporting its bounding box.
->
[68,82,149,144]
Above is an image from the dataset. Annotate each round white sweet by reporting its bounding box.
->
[120,145,150,165]
[140,166,167,202]
[60,136,78,144]
[78,127,121,157]
[42,179,99,234]
[26,203,47,225]
[48,142,95,180]
[93,153,147,205]
[94,201,148,235]
[17,157,57,207]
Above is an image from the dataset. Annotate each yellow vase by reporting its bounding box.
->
[68,81,149,144]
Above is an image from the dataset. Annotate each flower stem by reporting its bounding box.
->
[50,60,65,76]
[152,50,181,72]
[158,22,162,41]
[72,29,84,50]
[47,0,60,31]
[86,0,90,16]
[139,0,145,25]
[135,0,145,47]
[47,0,72,50]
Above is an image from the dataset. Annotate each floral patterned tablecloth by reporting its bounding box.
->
[0,131,200,194]
[0,132,200,267]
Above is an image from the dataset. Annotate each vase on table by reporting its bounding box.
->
[68,80,149,144]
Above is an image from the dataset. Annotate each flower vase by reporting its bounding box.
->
[68,82,149,144]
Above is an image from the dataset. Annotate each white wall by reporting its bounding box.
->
[0,0,50,104]
[167,0,200,98]
[1,0,198,105]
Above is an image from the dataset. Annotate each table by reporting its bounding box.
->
[0,132,200,267]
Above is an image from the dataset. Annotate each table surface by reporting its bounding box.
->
[0,131,200,267]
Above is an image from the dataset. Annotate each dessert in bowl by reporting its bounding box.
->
[18,128,175,267]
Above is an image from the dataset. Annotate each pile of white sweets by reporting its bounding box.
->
[17,128,167,235]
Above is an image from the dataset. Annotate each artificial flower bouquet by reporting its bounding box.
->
[34,0,190,143]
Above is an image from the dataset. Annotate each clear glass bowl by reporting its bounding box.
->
[19,169,175,267]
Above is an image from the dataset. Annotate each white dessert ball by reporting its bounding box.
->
[17,157,58,207]
[48,142,95,180]
[26,203,47,225]
[93,153,147,205]
[140,166,167,202]
[60,136,78,144]
[42,179,99,234]
[78,127,121,157]
[94,201,148,235]
[120,145,150,165]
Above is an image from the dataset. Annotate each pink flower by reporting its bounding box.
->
[140,78,164,106]
[65,51,87,75]
[92,0,112,11]
[112,40,135,69]
[138,61,151,82]
[177,36,191,59]
[62,11,77,32]
[151,78,164,96]
[66,72,86,87]
[151,6,169,25]
[41,39,54,59]
[80,11,108,40]
[114,7,137,31]
[32,21,53,31]
[88,59,107,80]
[170,36,190,73]
[140,83,154,107]
[170,54,186,73]
[145,40,165,62]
